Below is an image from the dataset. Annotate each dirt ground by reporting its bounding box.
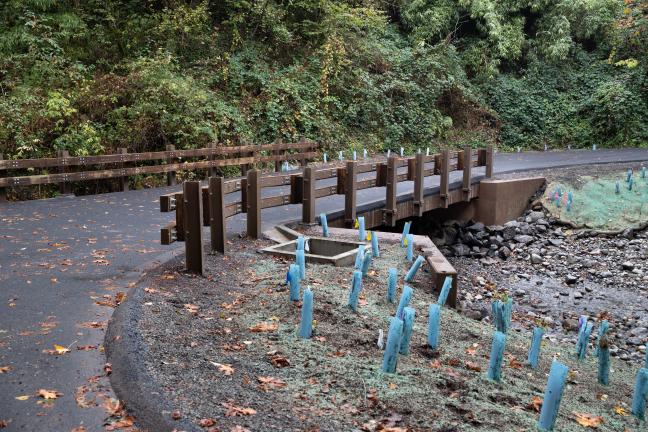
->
[133,233,644,432]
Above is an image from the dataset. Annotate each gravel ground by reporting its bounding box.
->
[129,233,643,431]
[409,163,648,366]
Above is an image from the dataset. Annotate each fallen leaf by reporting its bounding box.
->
[104,416,134,431]
[465,343,479,356]
[230,426,250,432]
[70,427,86,432]
[103,398,124,417]
[257,376,287,391]
[104,363,113,375]
[614,406,629,416]
[446,358,460,367]
[37,389,62,400]
[15,395,30,401]
[573,412,604,428]
[429,360,442,369]
[0,420,9,428]
[0,366,11,373]
[465,361,482,372]
[267,351,290,368]
[210,362,234,375]
[74,386,94,408]
[77,345,97,351]
[249,322,278,333]
[184,303,200,315]
[171,411,182,420]
[528,396,543,412]
[508,357,523,369]
[198,418,217,427]
[222,402,256,417]
[77,321,105,329]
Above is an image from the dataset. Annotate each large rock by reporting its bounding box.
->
[528,211,545,222]
[514,235,534,245]
[467,222,485,233]
[451,243,471,257]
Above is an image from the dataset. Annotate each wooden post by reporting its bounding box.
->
[407,158,416,181]
[209,142,218,178]
[0,153,6,202]
[290,173,303,204]
[440,149,450,208]
[166,144,176,186]
[302,166,316,224]
[202,187,210,226]
[344,161,357,227]
[413,153,424,217]
[175,192,185,242]
[462,146,472,201]
[246,169,261,238]
[57,150,71,195]
[486,145,494,178]
[274,138,282,172]
[384,156,398,226]
[376,162,387,187]
[209,176,226,254]
[118,148,129,192]
[183,181,204,275]
[240,178,248,211]
[299,138,307,167]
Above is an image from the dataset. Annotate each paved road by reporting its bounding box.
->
[1,148,647,431]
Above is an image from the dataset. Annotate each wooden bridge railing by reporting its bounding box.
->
[0,139,319,200]
[158,145,494,275]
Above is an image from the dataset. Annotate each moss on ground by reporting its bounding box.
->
[546,174,648,230]
[241,241,643,431]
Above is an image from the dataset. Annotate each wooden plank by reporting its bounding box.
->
[209,176,226,254]
[225,201,243,218]
[315,185,338,199]
[315,167,338,180]
[57,150,71,194]
[383,156,398,226]
[344,161,358,226]
[175,192,185,242]
[356,178,378,191]
[486,145,494,178]
[0,150,318,187]
[290,174,303,204]
[247,169,261,238]
[160,222,177,245]
[440,149,450,208]
[202,187,210,226]
[302,166,316,223]
[0,141,318,170]
[166,144,176,186]
[183,181,204,275]
[413,152,424,217]
[160,193,177,212]
[261,193,292,209]
[118,148,129,191]
[462,146,472,201]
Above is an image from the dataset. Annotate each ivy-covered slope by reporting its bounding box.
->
[0,0,646,158]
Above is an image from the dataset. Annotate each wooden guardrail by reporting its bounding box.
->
[0,139,319,200]
[159,145,494,277]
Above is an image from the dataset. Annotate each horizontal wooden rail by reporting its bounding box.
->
[0,140,317,170]
[0,150,318,188]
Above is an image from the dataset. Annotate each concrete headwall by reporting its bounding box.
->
[473,177,546,225]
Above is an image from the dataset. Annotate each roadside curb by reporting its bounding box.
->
[105,247,199,432]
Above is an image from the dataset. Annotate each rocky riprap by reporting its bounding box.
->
[423,206,648,365]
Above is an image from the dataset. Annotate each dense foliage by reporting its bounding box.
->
[0,0,646,158]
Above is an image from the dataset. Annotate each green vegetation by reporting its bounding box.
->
[1,0,646,158]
